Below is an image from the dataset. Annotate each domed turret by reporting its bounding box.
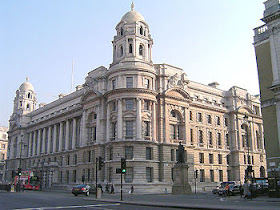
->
[111,2,153,66]
[19,78,35,92]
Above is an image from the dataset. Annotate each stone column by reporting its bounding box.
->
[33,131,37,156]
[260,123,265,150]
[42,128,46,154]
[80,111,86,147]
[65,120,70,151]
[72,118,77,150]
[96,106,100,143]
[136,98,142,140]
[184,107,188,145]
[59,122,63,151]
[36,130,40,155]
[152,101,157,141]
[117,99,123,140]
[47,126,52,153]
[106,104,110,142]
[164,103,169,143]
[17,134,21,158]
[53,124,57,153]
[28,132,32,157]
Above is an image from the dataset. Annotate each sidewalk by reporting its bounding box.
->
[85,192,280,210]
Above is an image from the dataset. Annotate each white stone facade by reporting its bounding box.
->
[6,5,267,193]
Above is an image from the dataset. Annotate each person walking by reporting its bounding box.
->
[110,184,115,194]
[129,185,134,194]
[240,184,244,198]
[243,181,249,199]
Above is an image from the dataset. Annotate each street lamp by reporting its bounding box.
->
[243,114,253,182]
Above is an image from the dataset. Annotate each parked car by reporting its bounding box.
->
[212,186,219,194]
[218,184,240,196]
[72,184,91,196]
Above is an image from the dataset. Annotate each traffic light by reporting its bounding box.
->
[121,158,126,173]
[98,156,104,170]
[18,168,22,176]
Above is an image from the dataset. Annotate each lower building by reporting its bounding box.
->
[6,4,266,193]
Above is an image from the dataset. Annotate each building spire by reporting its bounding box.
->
[26,77,29,82]
[131,1,134,11]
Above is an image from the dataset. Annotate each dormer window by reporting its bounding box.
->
[139,44,143,56]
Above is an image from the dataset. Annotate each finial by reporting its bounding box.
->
[131,1,134,11]
[26,77,29,82]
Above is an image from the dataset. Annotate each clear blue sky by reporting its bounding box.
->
[0,0,265,127]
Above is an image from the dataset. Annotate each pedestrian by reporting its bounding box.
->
[225,184,230,197]
[110,184,114,194]
[240,185,244,198]
[243,181,249,199]
[129,185,134,194]
[105,182,109,193]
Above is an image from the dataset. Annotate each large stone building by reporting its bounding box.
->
[253,0,280,180]
[0,126,8,181]
[6,4,266,193]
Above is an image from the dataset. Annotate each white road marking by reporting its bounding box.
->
[14,203,120,210]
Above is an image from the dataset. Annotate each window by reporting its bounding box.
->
[144,78,150,89]
[207,115,212,124]
[126,77,133,88]
[227,170,231,181]
[199,130,203,144]
[260,154,263,162]
[146,147,152,160]
[146,167,153,182]
[112,101,116,111]
[171,149,175,161]
[109,147,113,160]
[88,169,91,182]
[120,27,124,35]
[226,155,230,165]
[144,100,149,110]
[199,153,204,163]
[125,121,133,138]
[209,154,213,164]
[140,26,143,35]
[108,167,113,182]
[210,170,214,182]
[190,129,193,144]
[170,125,176,139]
[73,170,76,183]
[244,155,246,164]
[217,133,221,146]
[144,121,150,137]
[67,155,70,165]
[216,116,221,125]
[66,171,69,183]
[88,151,92,162]
[125,146,133,159]
[111,122,117,138]
[189,111,193,121]
[248,155,251,165]
[139,45,143,56]
[226,134,229,146]
[120,46,123,57]
[124,167,133,183]
[200,169,205,182]
[112,79,116,90]
[219,170,223,182]
[224,118,228,127]
[126,99,133,110]
[74,154,77,165]
[209,131,213,145]
[218,154,222,164]
[197,112,202,122]
[129,44,133,53]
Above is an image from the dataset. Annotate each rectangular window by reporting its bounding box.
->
[126,77,133,88]
[66,171,69,183]
[144,100,149,110]
[146,167,153,182]
[125,121,133,138]
[112,79,116,90]
[88,150,91,162]
[210,170,214,182]
[200,169,205,182]
[189,111,193,121]
[190,129,193,144]
[199,130,203,144]
[73,170,76,183]
[125,146,133,159]
[88,169,91,182]
[226,134,229,146]
[198,112,202,122]
[108,167,113,182]
[74,154,77,165]
[219,170,223,182]
[112,101,116,111]
[218,154,222,164]
[209,131,213,145]
[126,99,134,110]
[244,155,246,164]
[170,125,176,139]
[112,122,117,138]
[226,155,230,165]
[144,121,150,137]
[146,147,152,160]
[209,154,213,164]
[199,153,204,163]
[224,118,228,127]
[207,114,212,124]
[109,147,113,160]
[144,78,150,89]
[124,167,133,183]
[171,149,175,161]
[67,155,70,165]
[216,116,221,125]
[217,132,221,146]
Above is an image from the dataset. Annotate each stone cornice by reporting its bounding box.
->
[104,88,158,98]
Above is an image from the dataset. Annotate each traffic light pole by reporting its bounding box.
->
[95,157,98,199]
[121,171,123,201]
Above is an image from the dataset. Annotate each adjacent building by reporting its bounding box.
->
[253,0,280,180]
[6,4,266,193]
[0,126,8,181]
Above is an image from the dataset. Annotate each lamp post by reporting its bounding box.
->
[243,114,252,183]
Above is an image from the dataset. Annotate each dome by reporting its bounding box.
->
[19,78,34,92]
[121,2,145,24]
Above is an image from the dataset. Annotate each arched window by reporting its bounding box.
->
[129,44,133,53]
[170,110,183,140]
[120,46,123,57]
[139,45,143,56]
[260,166,265,177]
[120,27,124,36]
[26,103,30,110]
[140,26,143,35]
[27,92,31,98]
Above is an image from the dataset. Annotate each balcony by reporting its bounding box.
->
[254,24,269,44]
